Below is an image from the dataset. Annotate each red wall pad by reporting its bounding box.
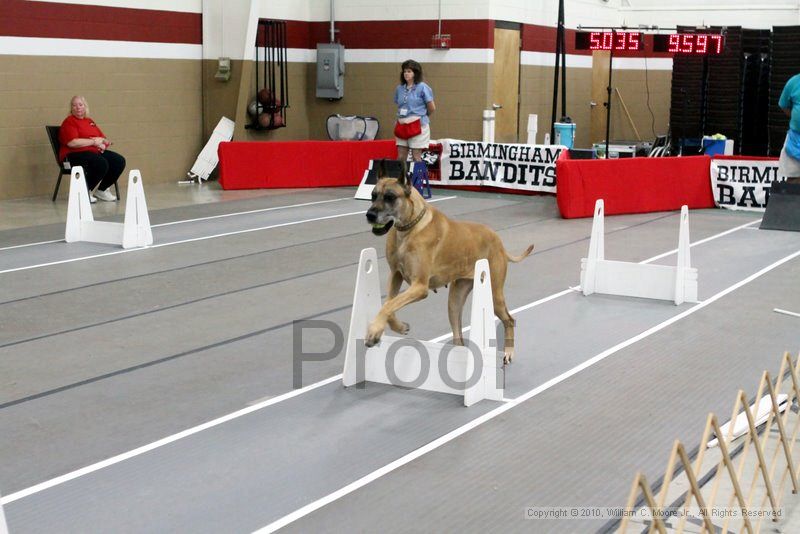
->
[218,140,397,190]
[555,154,715,219]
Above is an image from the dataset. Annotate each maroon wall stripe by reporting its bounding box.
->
[522,23,673,58]
[0,4,670,60]
[0,0,201,44]
[260,19,493,49]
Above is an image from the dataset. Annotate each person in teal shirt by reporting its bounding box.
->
[778,73,800,183]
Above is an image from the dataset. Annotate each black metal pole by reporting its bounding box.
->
[559,9,566,120]
[550,0,565,142]
[604,30,614,158]
[255,23,260,112]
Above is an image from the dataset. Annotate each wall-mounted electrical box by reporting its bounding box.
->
[214,57,231,82]
[316,43,345,100]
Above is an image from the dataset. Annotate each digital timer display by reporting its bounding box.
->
[575,32,643,51]
[653,33,725,54]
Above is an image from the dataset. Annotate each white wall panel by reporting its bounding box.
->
[28,0,201,13]
[248,1,799,29]
[207,0,800,62]
[260,0,489,22]
[204,0,259,60]
[620,1,800,28]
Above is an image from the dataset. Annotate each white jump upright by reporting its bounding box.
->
[187,116,234,182]
[342,248,503,407]
[580,199,698,305]
[1,492,8,534]
[354,159,378,201]
[65,166,152,249]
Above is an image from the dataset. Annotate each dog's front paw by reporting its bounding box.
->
[503,348,515,365]
[365,322,385,347]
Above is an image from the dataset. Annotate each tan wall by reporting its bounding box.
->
[0,56,202,200]
[520,65,672,148]
[202,59,242,141]
[233,61,492,144]
[2,54,672,201]
[607,69,672,144]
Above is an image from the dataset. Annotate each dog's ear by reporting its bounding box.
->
[398,160,414,195]
[377,159,388,180]
[396,159,409,185]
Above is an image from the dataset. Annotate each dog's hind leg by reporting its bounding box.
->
[447,278,473,345]
[493,293,516,365]
[488,258,517,364]
[386,270,409,335]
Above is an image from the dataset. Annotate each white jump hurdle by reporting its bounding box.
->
[580,199,698,305]
[65,166,153,249]
[342,248,503,407]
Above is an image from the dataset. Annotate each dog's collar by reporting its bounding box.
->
[395,205,427,232]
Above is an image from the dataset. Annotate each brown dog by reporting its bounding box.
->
[364,160,534,364]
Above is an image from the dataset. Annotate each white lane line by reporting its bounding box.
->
[255,247,800,533]
[0,197,353,252]
[0,218,763,506]
[151,197,353,227]
[430,218,763,343]
[774,308,800,319]
[0,239,63,251]
[0,375,343,506]
[0,197,456,275]
[638,218,761,264]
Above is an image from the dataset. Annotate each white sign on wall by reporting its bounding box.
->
[435,139,564,193]
[710,158,787,212]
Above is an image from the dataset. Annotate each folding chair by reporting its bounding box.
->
[46,125,119,202]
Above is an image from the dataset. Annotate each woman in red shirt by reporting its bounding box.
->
[59,95,126,202]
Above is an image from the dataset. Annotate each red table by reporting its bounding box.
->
[556,153,715,218]
[218,140,397,189]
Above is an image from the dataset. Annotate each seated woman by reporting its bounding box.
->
[58,95,126,202]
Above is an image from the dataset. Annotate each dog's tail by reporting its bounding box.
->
[506,244,534,263]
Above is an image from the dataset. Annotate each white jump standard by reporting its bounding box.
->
[65,166,153,249]
[343,248,504,407]
[580,199,698,305]
[0,492,8,534]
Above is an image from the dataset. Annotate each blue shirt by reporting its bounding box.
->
[779,73,800,133]
[394,82,434,125]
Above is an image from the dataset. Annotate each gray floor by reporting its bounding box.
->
[0,184,798,533]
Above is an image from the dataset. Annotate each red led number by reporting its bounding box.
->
[668,34,680,53]
[666,33,723,54]
[681,34,693,53]
[589,32,641,51]
[710,34,723,54]
[695,34,708,54]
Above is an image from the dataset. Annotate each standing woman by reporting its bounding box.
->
[393,59,435,162]
[59,95,126,202]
